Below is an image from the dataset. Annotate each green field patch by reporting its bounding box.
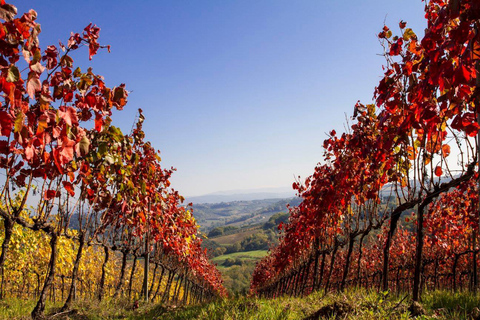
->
[212,250,268,265]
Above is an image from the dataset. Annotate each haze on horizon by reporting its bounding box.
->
[19,0,427,197]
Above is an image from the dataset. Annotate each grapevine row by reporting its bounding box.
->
[251,0,480,302]
[0,3,226,319]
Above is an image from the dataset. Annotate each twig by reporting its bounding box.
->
[392,294,409,311]
[48,309,77,319]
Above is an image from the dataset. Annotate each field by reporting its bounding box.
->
[212,250,268,265]
[211,227,262,246]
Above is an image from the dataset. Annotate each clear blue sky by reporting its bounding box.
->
[18,1,427,197]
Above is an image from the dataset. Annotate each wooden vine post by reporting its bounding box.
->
[142,202,151,301]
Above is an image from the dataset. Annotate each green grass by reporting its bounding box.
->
[2,289,480,319]
[421,290,480,319]
[0,298,62,320]
[211,250,268,265]
[0,297,170,320]
[157,289,480,320]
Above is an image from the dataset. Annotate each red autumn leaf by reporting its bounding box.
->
[58,106,79,127]
[52,125,62,138]
[44,189,58,200]
[42,45,58,69]
[62,181,75,196]
[434,166,443,177]
[52,148,64,173]
[455,65,474,83]
[59,136,75,163]
[63,90,73,102]
[94,114,103,132]
[0,140,8,154]
[85,93,96,109]
[0,110,12,136]
[83,23,101,60]
[389,40,403,56]
[27,73,41,99]
[465,122,480,137]
[404,61,413,75]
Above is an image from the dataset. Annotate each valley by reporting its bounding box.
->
[191,198,297,294]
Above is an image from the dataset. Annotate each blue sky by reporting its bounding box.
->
[17,1,427,197]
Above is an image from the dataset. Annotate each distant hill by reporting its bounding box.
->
[186,187,295,204]
[190,197,301,232]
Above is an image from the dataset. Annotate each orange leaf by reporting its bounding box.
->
[62,181,75,196]
[473,39,480,61]
[441,144,450,157]
[434,166,443,177]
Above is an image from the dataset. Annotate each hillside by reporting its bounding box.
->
[198,211,289,295]
[191,197,300,232]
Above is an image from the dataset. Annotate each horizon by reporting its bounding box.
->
[186,185,294,198]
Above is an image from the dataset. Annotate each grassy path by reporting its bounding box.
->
[2,289,480,319]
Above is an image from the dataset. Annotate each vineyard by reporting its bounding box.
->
[251,0,480,309]
[0,2,225,319]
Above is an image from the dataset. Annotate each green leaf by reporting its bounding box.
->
[14,111,24,133]
[414,139,422,149]
[109,126,124,142]
[403,28,416,41]
[7,65,20,82]
[77,74,93,91]
[73,67,82,78]
[98,142,108,156]
[78,136,90,156]
[33,49,42,63]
